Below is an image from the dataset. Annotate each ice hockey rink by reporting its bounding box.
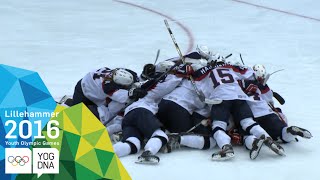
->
[1,0,320,179]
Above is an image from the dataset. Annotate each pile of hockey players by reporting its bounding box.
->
[59,45,312,164]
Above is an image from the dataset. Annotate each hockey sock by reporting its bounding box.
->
[113,137,140,157]
[144,138,163,155]
[212,121,231,148]
[144,129,168,155]
[180,135,204,149]
[244,135,256,150]
[180,135,216,150]
[240,118,270,138]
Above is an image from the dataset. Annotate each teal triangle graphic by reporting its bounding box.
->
[28,97,56,110]
[20,73,51,95]
[19,79,51,106]
[0,66,17,105]
[0,81,26,108]
[0,64,34,78]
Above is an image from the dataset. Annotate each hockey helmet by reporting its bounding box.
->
[113,68,134,86]
[252,64,266,82]
[141,63,156,80]
[196,45,212,60]
[156,61,175,73]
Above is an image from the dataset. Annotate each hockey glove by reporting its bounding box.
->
[128,88,148,100]
[238,80,258,95]
[245,84,258,95]
[228,128,243,145]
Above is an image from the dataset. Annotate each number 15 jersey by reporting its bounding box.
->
[199,63,255,101]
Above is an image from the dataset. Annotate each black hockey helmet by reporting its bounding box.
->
[141,63,155,80]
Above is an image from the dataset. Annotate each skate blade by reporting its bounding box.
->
[212,153,235,161]
[292,127,313,139]
[270,144,285,156]
[250,139,264,160]
[58,95,69,104]
[135,156,159,165]
[135,158,159,165]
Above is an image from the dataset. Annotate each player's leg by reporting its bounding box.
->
[211,100,234,160]
[133,108,167,164]
[256,114,312,143]
[72,79,95,106]
[113,126,142,157]
[157,99,193,133]
[232,100,284,156]
[113,109,144,157]
[255,114,287,141]
[181,112,215,150]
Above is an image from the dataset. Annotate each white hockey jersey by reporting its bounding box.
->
[81,67,138,123]
[239,76,275,118]
[81,67,136,105]
[163,79,206,114]
[125,74,183,115]
[97,100,126,124]
[198,63,255,101]
[246,88,275,118]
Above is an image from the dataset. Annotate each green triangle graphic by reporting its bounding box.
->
[76,149,102,177]
[105,155,121,180]
[63,131,81,158]
[75,161,103,180]
[95,149,115,176]
[58,160,77,180]
[60,132,79,161]
[83,128,105,147]
[64,104,83,134]
[55,110,64,129]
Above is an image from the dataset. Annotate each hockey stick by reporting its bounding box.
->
[225,53,233,59]
[263,69,284,86]
[267,102,297,141]
[103,61,181,126]
[164,19,221,105]
[240,53,245,65]
[270,69,285,75]
[186,119,209,133]
[268,103,287,125]
[273,91,285,105]
[153,49,160,65]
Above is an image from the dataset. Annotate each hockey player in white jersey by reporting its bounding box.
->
[113,61,184,164]
[157,55,217,151]
[69,67,147,125]
[238,64,312,158]
[197,59,284,161]
[140,45,211,81]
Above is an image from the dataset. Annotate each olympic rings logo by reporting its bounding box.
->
[7,156,29,166]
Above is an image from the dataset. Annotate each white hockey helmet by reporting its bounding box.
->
[113,68,134,86]
[185,58,208,66]
[196,45,212,60]
[156,61,175,73]
[185,58,208,71]
[252,64,266,81]
[211,53,225,63]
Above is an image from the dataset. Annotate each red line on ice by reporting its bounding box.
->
[231,0,320,22]
[113,0,195,53]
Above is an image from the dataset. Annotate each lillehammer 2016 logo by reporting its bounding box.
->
[1,63,131,180]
